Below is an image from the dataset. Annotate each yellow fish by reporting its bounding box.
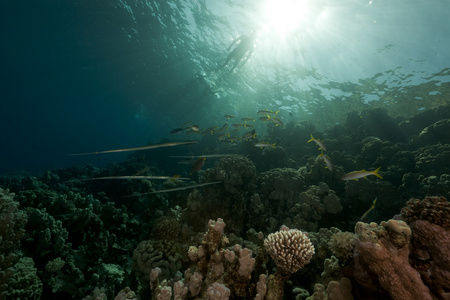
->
[361,198,377,221]
[307,134,326,151]
[318,150,333,171]
[342,167,383,181]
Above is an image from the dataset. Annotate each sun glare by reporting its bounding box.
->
[262,0,309,37]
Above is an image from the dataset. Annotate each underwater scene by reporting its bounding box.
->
[1,0,450,299]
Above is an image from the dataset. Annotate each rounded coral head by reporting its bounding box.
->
[264,225,315,274]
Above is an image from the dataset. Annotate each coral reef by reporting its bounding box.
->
[202,155,257,195]
[415,144,450,176]
[148,218,263,299]
[419,118,450,145]
[264,225,315,274]
[6,257,43,299]
[328,232,355,261]
[408,220,450,299]
[284,182,342,232]
[353,220,431,300]
[264,225,315,300]
[1,105,450,299]
[0,188,27,298]
[306,277,353,300]
[133,240,186,284]
[401,196,449,228]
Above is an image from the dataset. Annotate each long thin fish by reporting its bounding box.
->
[90,176,191,180]
[169,154,235,158]
[68,141,198,156]
[125,181,222,196]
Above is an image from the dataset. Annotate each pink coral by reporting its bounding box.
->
[409,220,450,299]
[401,196,449,228]
[353,221,432,300]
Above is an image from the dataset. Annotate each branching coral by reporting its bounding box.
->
[264,225,315,300]
[264,225,315,274]
[306,277,353,300]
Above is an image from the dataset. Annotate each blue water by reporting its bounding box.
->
[1,0,449,175]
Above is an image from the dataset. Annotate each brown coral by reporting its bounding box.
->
[353,220,432,300]
[401,196,449,229]
[151,215,180,242]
